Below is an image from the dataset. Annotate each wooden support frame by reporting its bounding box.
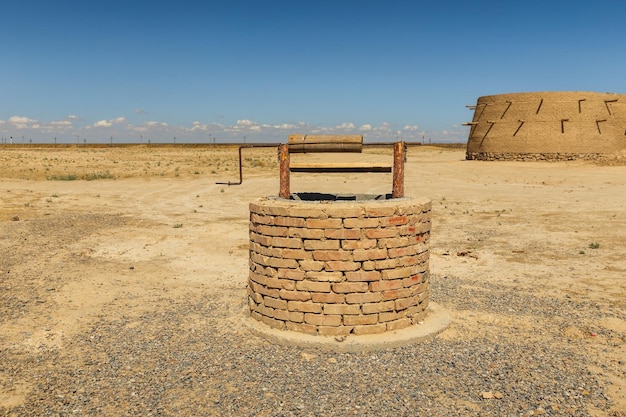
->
[278,135,405,199]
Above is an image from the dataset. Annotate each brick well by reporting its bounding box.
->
[248,195,431,336]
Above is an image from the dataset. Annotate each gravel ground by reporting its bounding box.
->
[1,148,624,416]
[2,273,622,416]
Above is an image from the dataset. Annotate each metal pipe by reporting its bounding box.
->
[215,143,279,186]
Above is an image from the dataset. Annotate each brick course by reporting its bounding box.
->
[248,197,431,336]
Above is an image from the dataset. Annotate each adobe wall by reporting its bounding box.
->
[248,196,431,337]
[465,91,626,160]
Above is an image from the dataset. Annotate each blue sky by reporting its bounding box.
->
[1,0,625,144]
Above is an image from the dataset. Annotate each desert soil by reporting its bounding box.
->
[0,145,624,416]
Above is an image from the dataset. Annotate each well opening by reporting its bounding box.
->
[289,192,392,202]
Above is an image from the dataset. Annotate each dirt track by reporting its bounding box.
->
[1,146,624,416]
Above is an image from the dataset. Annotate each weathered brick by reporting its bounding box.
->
[250,281,280,298]
[317,325,353,336]
[248,201,265,215]
[287,300,323,313]
[285,321,317,335]
[361,261,376,271]
[303,239,340,250]
[395,294,420,311]
[353,323,388,335]
[361,300,395,314]
[341,239,377,250]
[273,309,304,323]
[306,218,343,229]
[344,314,378,326]
[277,268,306,281]
[344,270,381,282]
[395,255,418,267]
[249,232,273,247]
[345,292,382,304]
[324,229,361,240]
[250,310,263,322]
[271,237,302,249]
[382,288,413,300]
[365,206,397,217]
[343,217,379,228]
[352,248,388,261]
[296,280,331,293]
[279,289,311,301]
[380,236,410,248]
[374,258,399,270]
[387,246,417,258]
[255,224,289,237]
[250,213,275,225]
[365,228,398,239]
[299,260,324,272]
[288,227,324,239]
[379,215,408,227]
[332,282,368,293]
[259,205,290,217]
[378,310,403,323]
[386,317,412,331]
[382,266,418,280]
[369,279,403,292]
[304,313,342,326]
[311,292,345,304]
[324,206,364,218]
[305,271,344,282]
[281,207,325,219]
[274,216,306,227]
[264,256,299,269]
[261,315,286,330]
[249,261,276,277]
[402,273,424,287]
[399,225,418,236]
[325,261,360,272]
[323,303,360,315]
[248,289,264,304]
[256,303,274,318]
[265,277,295,290]
[251,242,283,258]
[264,296,288,310]
[408,283,427,296]
[249,271,268,285]
[282,248,312,260]
[313,250,352,261]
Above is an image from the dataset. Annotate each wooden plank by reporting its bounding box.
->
[288,134,363,153]
[290,162,392,173]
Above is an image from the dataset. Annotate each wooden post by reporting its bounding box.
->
[392,142,405,198]
[278,144,290,199]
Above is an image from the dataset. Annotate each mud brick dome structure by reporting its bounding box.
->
[248,197,431,338]
[465,91,626,160]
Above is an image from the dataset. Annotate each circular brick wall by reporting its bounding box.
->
[466,91,626,160]
[247,196,431,337]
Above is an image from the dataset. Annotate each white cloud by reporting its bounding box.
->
[359,124,372,131]
[236,119,257,127]
[114,117,126,124]
[51,120,72,126]
[404,124,419,131]
[95,120,112,127]
[67,115,79,120]
[273,123,296,130]
[8,116,37,129]
[335,122,355,130]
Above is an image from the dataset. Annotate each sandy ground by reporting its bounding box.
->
[0,145,624,416]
